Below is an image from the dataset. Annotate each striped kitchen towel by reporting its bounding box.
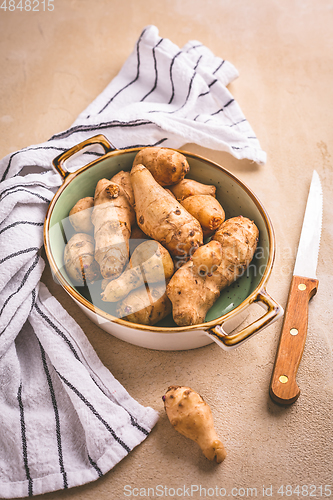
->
[0,25,266,499]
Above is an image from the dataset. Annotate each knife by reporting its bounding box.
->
[269,170,323,405]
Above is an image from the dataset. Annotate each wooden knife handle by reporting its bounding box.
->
[269,275,318,405]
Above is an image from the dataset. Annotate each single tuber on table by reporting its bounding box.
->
[163,385,227,464]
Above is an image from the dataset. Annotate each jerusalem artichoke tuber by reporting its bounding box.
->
[130,164,203,259]
[69,197,94,234]
[116,282,172,325]
[169,178,216,201]
[101,240,174,302]
[166,217,259,326]
[181,194,225,238]
[212,215,259,283]
[132,147,189,186]
[64,233,100,285]
[163,385,227,463]
[92,179,133,279]
[166,240,223,325]
[110,170,135,213]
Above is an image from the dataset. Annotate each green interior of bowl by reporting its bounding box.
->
[48,150,271,327]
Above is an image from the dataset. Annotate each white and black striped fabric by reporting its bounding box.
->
[0,25,266,498]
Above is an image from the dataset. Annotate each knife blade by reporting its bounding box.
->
[269,170,323,405]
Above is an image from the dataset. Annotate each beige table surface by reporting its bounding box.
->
[1,1,333,499]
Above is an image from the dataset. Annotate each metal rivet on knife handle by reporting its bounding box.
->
[290,328,298,336]
[279,375,289,384]
[298,283,307,291]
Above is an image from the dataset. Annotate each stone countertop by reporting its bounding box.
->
[1,1,332,499]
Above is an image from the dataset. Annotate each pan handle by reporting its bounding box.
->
[206,288,283,350]
[52,134,115,180]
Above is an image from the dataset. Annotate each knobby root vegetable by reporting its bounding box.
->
[129,239,173,272]
[132,147,189,186]
[166,240,223,325]
[212,215,259,282]
[110,170,135,212]
[69,197,94,234]
[116,282,172,325]
[131,164,203,259]
[169,178,216,201]
[102,267,145,302]
[163,385,227,464]
[92,179,133,279]
[191,239,223,274]
[64,233,100,285]
[101,240,174,302]
[166,217,259,326]
[181,194,225,238]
